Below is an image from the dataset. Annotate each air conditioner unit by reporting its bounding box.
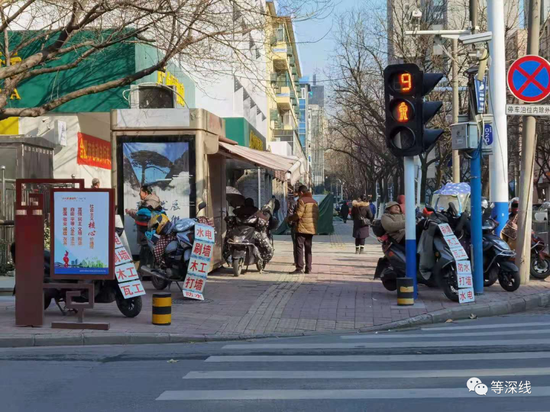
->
[129,84,177,109]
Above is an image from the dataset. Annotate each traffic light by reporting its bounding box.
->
[384,63,444,157]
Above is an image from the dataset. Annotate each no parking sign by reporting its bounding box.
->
[507,55,550,103]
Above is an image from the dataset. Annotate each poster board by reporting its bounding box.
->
[50,189,114,280]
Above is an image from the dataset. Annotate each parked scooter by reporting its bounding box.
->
[531,233,550,280]
[140,202,209,291]
[374,206,458,301]
[10,225,143,318]
[440,199,520,291]
[224,201,276,277]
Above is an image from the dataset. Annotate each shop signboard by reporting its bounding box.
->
[182,224,215,300]
[51,189,114,280]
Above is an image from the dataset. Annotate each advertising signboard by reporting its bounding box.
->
[51,189,114,280]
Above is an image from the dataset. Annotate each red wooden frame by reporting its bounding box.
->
[50,188,115,280]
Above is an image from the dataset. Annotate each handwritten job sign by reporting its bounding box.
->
[115,233,145,299]
[438,223,475,304]
[183,224,215,300]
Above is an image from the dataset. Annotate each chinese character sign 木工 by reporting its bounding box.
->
[53,192,110,276]
[183,224,215,300]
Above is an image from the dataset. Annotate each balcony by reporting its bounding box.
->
[276,86,292,110]
[272,42,289,71]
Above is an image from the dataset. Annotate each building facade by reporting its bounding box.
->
[266,1,307,170]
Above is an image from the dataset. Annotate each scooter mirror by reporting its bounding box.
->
[198,202,207,211]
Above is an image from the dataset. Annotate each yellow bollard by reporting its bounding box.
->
[396,277,414,306]
[152,293,172,326]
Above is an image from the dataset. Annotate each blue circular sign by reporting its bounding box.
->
[507,55,550,103]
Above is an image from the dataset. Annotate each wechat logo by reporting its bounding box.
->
[467,377,488,396]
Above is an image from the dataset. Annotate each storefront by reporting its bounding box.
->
[0,36,196,189]
[111,108,226,265]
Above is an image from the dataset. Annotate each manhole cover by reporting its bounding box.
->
[172,297,214,305]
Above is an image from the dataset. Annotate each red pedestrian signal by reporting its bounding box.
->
[391,101,413,123]
[384,63,443,157]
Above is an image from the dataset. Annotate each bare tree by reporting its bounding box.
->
[0,0,328,119]
[327,0,524,202]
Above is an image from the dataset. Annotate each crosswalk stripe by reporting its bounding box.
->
[183,367,550,379]
[423,321,550,331]
[222,339,550,350]
[205,352,550,362]
[341,328,550,339]
[157,387,544,400]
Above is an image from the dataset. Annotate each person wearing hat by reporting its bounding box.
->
[381,201,406,245]
[91,178,100,189]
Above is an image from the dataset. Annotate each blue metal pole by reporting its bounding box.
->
[404,157,417,299]
[470,150,484,295]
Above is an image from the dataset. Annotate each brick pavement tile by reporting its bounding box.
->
[316,319,336,330]
[296,318,318,331]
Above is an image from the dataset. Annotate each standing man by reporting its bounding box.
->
[91,178,100,189]
[340,201,349,223]
[286,189,299,269]
[368,195,377,219]
[289,185,319,274]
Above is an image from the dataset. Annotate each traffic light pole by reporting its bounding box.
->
[404,156,418,299]
[487,0,509,234]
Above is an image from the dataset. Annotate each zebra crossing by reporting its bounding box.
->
[156,320,550,410]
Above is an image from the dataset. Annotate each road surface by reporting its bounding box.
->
[3,310,550,411]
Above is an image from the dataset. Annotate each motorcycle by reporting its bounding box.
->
[449,202,520,292]
[140,202,209,291]
[531,233,550,280]
[224,201,277,277]
[10,224,143,318]
[374,206,458,301]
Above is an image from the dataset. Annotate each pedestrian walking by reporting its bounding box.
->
[285,189,300,268]
[288,185,319,274]
[368,195,377,219]
[351,195,374,254]
[340,201,349,223]
[91,178,100,189]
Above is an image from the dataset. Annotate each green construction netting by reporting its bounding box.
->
[274,193,334,235]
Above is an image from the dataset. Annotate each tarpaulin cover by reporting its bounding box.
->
[273,193,334,235]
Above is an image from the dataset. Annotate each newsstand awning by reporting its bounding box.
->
[218,141,304,184]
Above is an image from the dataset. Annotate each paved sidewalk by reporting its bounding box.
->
[1,221,550,345]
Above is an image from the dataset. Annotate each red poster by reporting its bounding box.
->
[77,132,112,170]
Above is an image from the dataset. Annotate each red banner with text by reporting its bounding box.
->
[77,132,111,170]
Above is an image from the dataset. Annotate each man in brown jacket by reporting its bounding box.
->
[288,185,319,274]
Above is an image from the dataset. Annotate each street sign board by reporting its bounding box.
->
[474,76,487,113]
[507,55,550,103]
[482,123,493,154]
[506,104,550,116]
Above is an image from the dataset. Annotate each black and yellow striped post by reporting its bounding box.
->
[396,277,414,306]
[152,293,172,325]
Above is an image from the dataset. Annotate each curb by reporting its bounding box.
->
[1,292,549,348]
[359,291,550,333]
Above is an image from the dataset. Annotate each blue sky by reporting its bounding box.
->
[294,0,367,81]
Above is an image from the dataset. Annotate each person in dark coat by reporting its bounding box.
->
[340,201,350,223]
[351,195,374,254]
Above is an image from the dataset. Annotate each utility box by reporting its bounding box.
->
[0,135,55,180]
[451,122,479,150]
